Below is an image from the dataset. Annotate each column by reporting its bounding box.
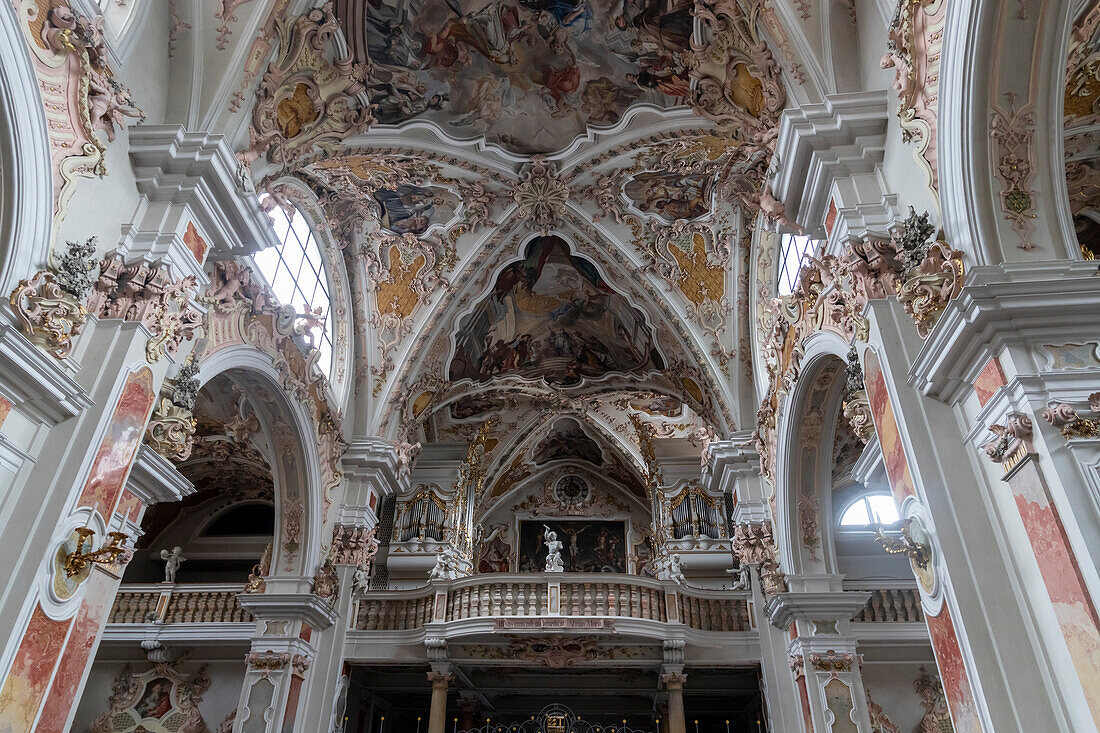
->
[427,668,453,733]
[233,594,339,733]
[661,671,687,733]
[294,438,404,732]
[768,588,873,733]
[709,439,808,733]
[865,283,1096,732]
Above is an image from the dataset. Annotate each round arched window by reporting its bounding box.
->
[254,202,334,375]
[838,493,901,528]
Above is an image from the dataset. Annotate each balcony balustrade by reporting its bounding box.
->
[108,583,253,625]
[353,573,752,633]
[845,584,924,623]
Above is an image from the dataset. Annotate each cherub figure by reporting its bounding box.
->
[159,546,186,583]
[543,526,564,572]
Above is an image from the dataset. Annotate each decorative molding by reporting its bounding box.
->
[990,95,1037,250]
[88,253,203,364]
[330,525,379,567]
[881,0,947,193]
[0,323,92,424]
[126,445,196,505]
[236,592,339,630]
[909,261,1100,402]
[128,125,279,259]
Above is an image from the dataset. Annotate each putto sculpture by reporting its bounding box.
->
[543,526,564,573]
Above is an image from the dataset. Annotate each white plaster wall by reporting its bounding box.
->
[862,660,936,732]
[72,657,246,733]
[53,0,172,258]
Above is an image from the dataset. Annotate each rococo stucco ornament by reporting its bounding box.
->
[9,238,100,359]
[16,1,144,221]
[513,158,570,232]
[88,253,203,363]
[237,2,373,168]
[145,364,200,463]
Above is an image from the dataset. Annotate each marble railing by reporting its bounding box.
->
[354,573,751,633]
[846,584,924,623]
[108,584,253,624]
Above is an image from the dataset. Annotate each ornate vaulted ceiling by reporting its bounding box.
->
[238,0,805,484]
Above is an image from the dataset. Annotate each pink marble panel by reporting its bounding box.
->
[0,395,12,429]
[36,572,115,733]
[183,222,209,264]
[1009,459,1100,724]
[925,609,984,732]
[76,367,156,517]
[863,352,916,501]
[972,358,1007,408]
[0,606,72,733]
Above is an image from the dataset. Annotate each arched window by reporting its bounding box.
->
[254,202,334,375]
[777,233,824,296]
[838,493,901,528]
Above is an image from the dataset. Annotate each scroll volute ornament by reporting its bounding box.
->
[842,346,873,442]
[9,237,99,358]
[144,361,200,462]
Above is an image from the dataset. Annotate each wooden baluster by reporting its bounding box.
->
[365,601,377,630]
[640,587,650,619]
[113,594,126,623]
[582,582,593,616]
[595,584,606,615]
[606,584,617,616]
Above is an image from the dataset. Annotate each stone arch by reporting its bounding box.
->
[772,330,853,577]
[938,0,1082,263]
[0,0,52,296]
[193,346,328,579]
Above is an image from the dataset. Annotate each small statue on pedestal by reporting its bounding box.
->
[544,526,564,572]
[159,546,186,583]
[351,564,371,595]
[666,553,686,584]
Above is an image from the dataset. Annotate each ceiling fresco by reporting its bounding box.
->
[234,0,805,457]
[533,418,604,465]
[449,235,665,386]
[338,0,694,153]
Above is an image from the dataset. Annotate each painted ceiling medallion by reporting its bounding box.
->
[449,236,665,386]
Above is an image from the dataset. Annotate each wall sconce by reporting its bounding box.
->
[872,519,930,570]
[64,527,129,577]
